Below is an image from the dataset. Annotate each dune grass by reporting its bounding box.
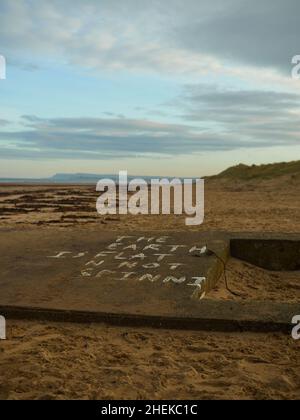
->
[212,160,300,180]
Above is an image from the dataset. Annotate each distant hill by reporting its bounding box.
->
[212,161,300,181]
[50,173,116,183]
[1,161,300,184]
[0,173,114,184]
[49,173,191,183]
[0,173,194,184]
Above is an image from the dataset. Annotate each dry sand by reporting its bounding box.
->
[1,322,300,400]
[0,179,299,400]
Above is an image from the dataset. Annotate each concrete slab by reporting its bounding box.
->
[230,234,300,271]
[0,228,229,317]
[0,228,298,333]
[0,300,298,333]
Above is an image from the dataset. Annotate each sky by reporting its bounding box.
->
[0,0,300,178]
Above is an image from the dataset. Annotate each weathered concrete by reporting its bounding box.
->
[230,235,300,271]
[0,228,299,333]
[0,300,298,333]
[0,228,229,317]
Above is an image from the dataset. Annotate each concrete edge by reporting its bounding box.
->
[0,302,295,334]
[192,240,230,300]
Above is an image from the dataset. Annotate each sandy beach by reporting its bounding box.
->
[1,322,299,400]
[0,178,299,400]
[2,0,300,402]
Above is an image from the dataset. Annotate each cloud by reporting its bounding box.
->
[0,116,240,159]
[175,0,300,75]
[0,0,298,85]
[177,84,300,144]
[0,105,299,160]
[1,1,299,162]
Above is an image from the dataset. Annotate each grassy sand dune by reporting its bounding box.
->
[211,160,300,182]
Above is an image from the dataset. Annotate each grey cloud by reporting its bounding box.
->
[177,84,300,145]
[20,116,195,135]
[181,86,300,119]
[0,0,298,75]
[175,0,300,74]
[0,114,282,160]
[102,112,126,119]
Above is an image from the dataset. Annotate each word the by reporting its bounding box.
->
[96,171,204,226]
